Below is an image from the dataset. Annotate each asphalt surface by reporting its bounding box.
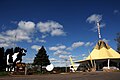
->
[0,72,120,80]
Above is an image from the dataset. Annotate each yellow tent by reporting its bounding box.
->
[76,40,120,71]
[86,40,120,60]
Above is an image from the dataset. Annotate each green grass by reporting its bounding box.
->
[0,71,9,76]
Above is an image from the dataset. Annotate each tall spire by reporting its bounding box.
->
[96,21,102,39]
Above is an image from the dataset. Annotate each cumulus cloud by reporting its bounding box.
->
[18,21,35,32]
[1,25,6,30]
[67,41,94,51]
[31,45,41,51]
[0,36,15,47]
[86,14,105,32]
[0,21,36,47]
[72,41,84,48]
[59,55,69,59]
[83,56,87,60]
[86,14,102,23]
[102,38,110,43]
[51,29,65,36]
[54,50,71,55]
[66,41,84,51]
[41,34,48,38]
[0,20,67,48]
[5,29,30,41]
[85,42,94,47]
[91,23,105,32]
[114,10,119,14]
[23,57,34,63]
[66,47,73,51]
[50,58,57,62]
[49,45,66,51]
[82,54,86,57]
[35,38,46,43]
[0,43,9,47]
[37,21,66,36]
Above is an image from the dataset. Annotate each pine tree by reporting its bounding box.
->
[33,46,50,72]
[0,47,5,71]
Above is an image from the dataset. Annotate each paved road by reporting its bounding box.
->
[0,72,120,80]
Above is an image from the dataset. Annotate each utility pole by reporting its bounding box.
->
[65,59,68,73]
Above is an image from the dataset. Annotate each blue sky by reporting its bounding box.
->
[0,0,120,67]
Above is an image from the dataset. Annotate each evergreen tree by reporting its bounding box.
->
[0,47,5,71]
[115,32,120,53]
[33,46,50,72]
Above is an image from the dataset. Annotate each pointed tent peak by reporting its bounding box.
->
[41,46,44,48]
[40,46,45,50]
[94,40,110,50]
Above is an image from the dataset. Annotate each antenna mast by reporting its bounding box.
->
[96,21,102,39]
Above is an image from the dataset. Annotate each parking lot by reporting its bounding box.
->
[0,72,120,80]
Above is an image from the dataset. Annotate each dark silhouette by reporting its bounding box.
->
[5,47,27,71]
[0,47,5,71]
[33,46,50,73]
[115,32,120,53]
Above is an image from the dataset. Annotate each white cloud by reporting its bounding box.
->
[49,45,66,51]
[0,35,15,47]
[37,22,51,33]
[50,58,57,61]
[86,14,102,23]
[5,29,31,41]
[38,40,46,43]
[37,20,66,36]
[69,55,78,61]
[35,38,46,43]
[102,38,110,43]
[59,55,69,59]
[82,54,86,57]
[0,35,14,48]
[83,56,87,60]
[0,43,9,47]
[85,42,94,47]
[86,14,105,32]
[114,10,119,14]
[18,21,35,32]
[67,41,94,51]
[23,57,34,63]
[0,21,36,48]
[0,20,66,48]
[54,50,70,55]
[1,25,6,30]
[51,29,66,36]
[66,41,85,51]
[27,39,32,43]
[31,45,41,51]
[91,23,105,32]
[51,29,65,36]
[66,47,72,51]
[11,21,18,24]
[41,34,48,38]
[72,41,84,48]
